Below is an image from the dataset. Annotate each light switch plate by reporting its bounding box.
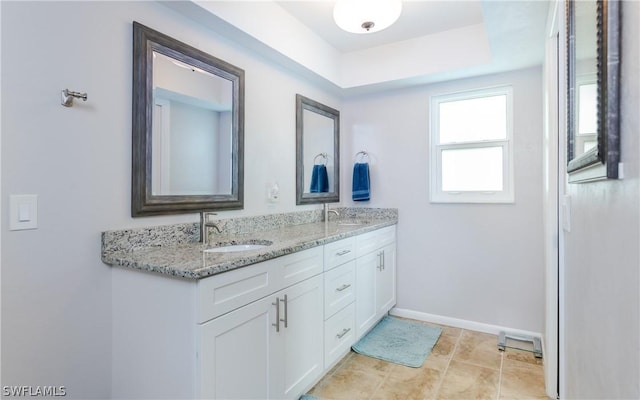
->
[10,194,38,231]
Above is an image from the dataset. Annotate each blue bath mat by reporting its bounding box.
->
[352,316,442,368]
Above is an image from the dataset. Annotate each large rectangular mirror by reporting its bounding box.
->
[296,94,340,205]
[132,22,244,216]
[566,0,620,182]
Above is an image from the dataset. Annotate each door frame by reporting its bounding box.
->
[543,0,564,398]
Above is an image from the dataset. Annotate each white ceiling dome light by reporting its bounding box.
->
[333,0,403,34]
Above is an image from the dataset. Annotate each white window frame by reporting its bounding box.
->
[575,74,597,154]
[429,85,514,204]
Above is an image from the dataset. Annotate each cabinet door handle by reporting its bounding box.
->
[336,249,351,256]
[336,328,351,339]
[381,250,385,270]
[272,297,280,332]
[336,283,351,292]
[377,252,383,271]
[280,294,288,328]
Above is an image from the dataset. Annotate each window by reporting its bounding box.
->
[576,77,597,155]
[430,86,514,203]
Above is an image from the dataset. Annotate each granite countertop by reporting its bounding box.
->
[102,209,397,280]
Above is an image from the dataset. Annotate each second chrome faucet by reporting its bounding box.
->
[323,203,340,222]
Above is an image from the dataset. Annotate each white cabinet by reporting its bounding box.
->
[198,250,324,400]
[323,260,356,319]
[277,274,324,398]
[197,246,323,323]
[199,295,276,399]
[324,303,355,367]
[322,239,358,369]
[355,251,378,337]
[377,243,396,316]
[355,226,397,339]
[112,247,324,400]
[323,237,356,271]
[199,274,323,399]
[112,224,396,400]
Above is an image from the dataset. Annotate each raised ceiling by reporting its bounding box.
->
[275,1,485,53]
[163,1,551,96]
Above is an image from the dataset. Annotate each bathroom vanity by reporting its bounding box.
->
[102,209,397,399]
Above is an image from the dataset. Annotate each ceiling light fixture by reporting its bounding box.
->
[333,0,402,34]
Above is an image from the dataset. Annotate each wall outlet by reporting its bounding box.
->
[267,182,280,203]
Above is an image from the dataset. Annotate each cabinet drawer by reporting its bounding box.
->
[197,247,323,323]
[324,303,356,369]
[280,246,324,288]
[197,259,278,323]
[324,237,356,271]
[324,261,356,319]
[356,225,396,256]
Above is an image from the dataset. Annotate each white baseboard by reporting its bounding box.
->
[389,307,542,340]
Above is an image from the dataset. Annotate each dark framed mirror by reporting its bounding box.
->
[296,94,340,205]
[566,0,620,182]
[132,22,244,216]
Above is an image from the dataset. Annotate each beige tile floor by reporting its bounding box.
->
[306,322,549,400]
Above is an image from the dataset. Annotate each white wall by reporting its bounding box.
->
[1,2,338,397]
[561,1,640,398]
[341,67,545,333]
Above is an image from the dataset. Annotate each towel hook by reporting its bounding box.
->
[61,89,88,107]
[355,151,369,163]
[313,152,328,165]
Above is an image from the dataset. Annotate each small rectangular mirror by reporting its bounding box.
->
[295,94,340,205]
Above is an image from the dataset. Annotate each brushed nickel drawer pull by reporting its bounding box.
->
[336,328,351,339]
[336,249,351,256]
[336,284,352,292]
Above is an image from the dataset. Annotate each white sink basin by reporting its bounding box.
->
[204,241,272,253]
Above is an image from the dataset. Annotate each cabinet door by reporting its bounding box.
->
[355,251,378,339]
[199,296,278,399]
[276,274,324,399]
[376,243,396,317]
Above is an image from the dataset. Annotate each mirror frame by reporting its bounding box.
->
[295,94,340,205]
[566,0,620,182]
[132,22,244,216]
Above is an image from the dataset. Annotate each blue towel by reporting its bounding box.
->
[352,162,370,201]
[310,164,329,193]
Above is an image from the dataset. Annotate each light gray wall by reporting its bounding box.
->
[1,1,339,397]
[562,1,640,398]
[341,67,545,333]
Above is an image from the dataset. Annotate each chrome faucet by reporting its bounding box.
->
[323,204,340,222]
[200,211,221,246]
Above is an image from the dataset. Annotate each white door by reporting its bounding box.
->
[543,2,561,398]
[355,251,378,338]
[199,296,277,399]
[276,274,324,399]
[376,244,396,317]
